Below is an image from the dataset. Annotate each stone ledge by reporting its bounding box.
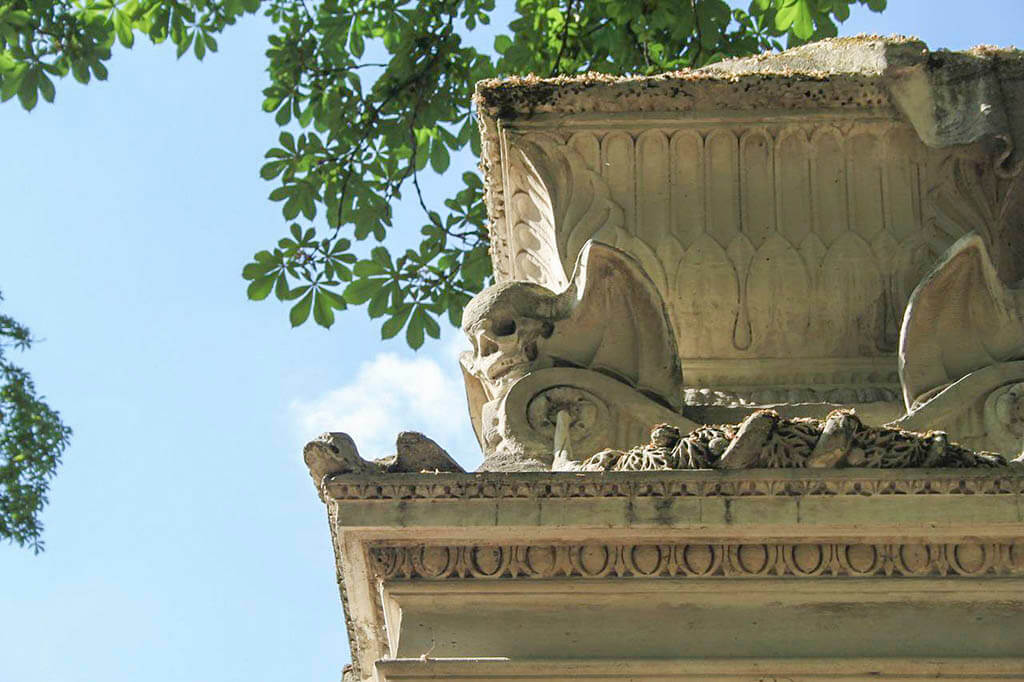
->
[377,656,1024,681]
[325,467,1024,501]
[324,469,1024,681]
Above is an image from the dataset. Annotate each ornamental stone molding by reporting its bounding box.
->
[319,469,1024,682]
[369,540,1024,580]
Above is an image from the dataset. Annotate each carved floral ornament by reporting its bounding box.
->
[368,541,1024,581]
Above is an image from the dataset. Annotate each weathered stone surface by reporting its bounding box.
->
[576,409,1014,472]
[892,234,1024,457]
[319,468,1024,681]
[306,37,1024,682]
[303,432,375,500]
[465,36,1024,465]
[460,241,690,468]
[383,432,463,473]
[304,432,464,498]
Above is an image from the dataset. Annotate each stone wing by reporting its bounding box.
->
[899,233,1024,409]
[545,241,683,411]
[459,355,489,452]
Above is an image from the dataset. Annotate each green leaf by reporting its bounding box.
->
[175,30,194,58]
[275,103,291,125]
[319,288,347,310]
[37,73,54,103]
[406,306,425,349]
[273,273,291,300]
[353,260,385,276]
[414,137,429,170]
[313,290,336,327]
[343,277,385,304]
[241,261,275,280]
[381,304,411,340]
[17,68,37,110]
[0,65,25,102]
[429,140,450,173]
[367,285,390,319]
[246,274,275,300]
[423,311,440,339]
[350,30,364,58]
[775,0,815,39]
[260,161,284,179]
[494,34,512,54]
[115,13,134,47]
[371,247,392,269]
[289,290,313,326]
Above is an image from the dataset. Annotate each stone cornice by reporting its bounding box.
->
[377,656,1024,681]
[325,468,1024,681]
[324,467,1024,502]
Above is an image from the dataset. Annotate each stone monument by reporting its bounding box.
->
[306,37,1024,681]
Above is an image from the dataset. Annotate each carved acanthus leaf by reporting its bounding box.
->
[505,132,631,289]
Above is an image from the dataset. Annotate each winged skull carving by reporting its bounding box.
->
[895,233,1024,456]
[460,240,685,468]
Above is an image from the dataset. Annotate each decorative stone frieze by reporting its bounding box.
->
[369,540,1024,580]
[320,469,1024,682]
[323,467,1024,501]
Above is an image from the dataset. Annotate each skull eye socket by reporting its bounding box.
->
[492,319,517,337]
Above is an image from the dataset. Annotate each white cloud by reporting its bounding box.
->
[290,351,481,469]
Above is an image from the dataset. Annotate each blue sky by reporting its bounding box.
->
[1,2,1022,680]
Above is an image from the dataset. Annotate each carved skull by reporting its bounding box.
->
[461,282,558,395]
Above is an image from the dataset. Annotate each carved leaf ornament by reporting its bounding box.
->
[499,124,993,363]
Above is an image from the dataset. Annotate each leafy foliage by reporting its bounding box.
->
[2,0,887,351]
[244,0,886,348]
[0,293,71,552]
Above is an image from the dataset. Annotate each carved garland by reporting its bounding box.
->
[369,541,1024,580]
